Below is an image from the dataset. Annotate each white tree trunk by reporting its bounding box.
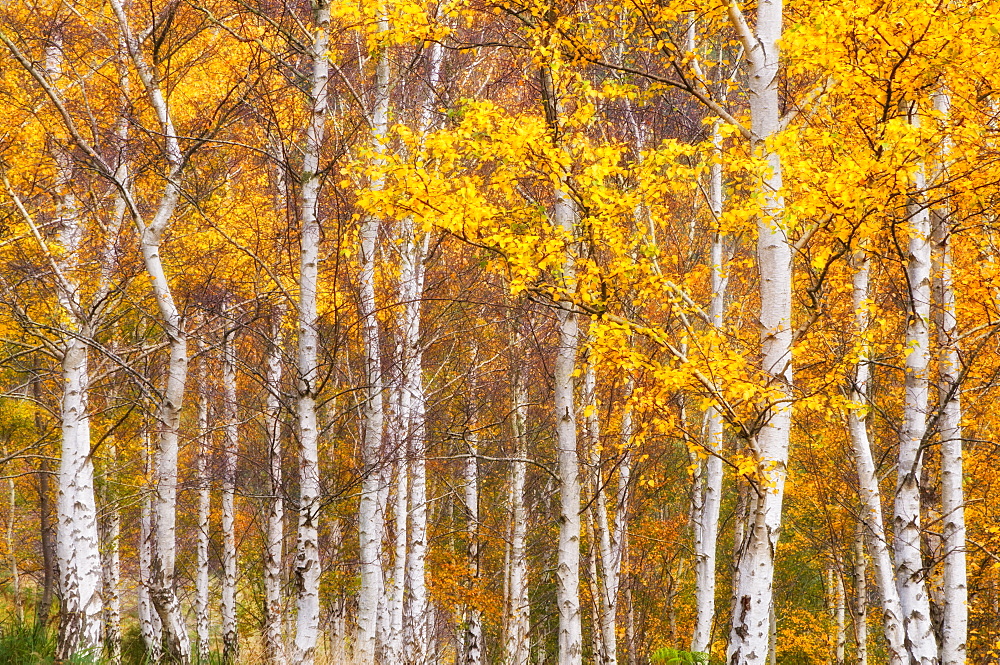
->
[38,42,104,661]
[847,250,907,665]
[97,438,125,664]
[692,115,726,658]
[505,375,531,665]
[108,2,192,657]
[399,216,431,665]
[626,588,637,665]
[100,44,130,665]
[196,345,212,662]
[853,522,868,665]
[463,430,483,665]
[894,101,939,665]
[357,17,389,661]
[587,525,604,663]
[387,449,408,663]
[400,39,443,663]
[221,320,240,663]
[725,2,792,662]
[584,360,624,665]
[264,309,287,665]
[404,374,430,664]
[537,37,583,665]
[554,183,582,665]
[768,602,777,665]
[931,89,967,665]
[359,10,398,660]
[608,391,633,664]
[829,568,846,665]
[52,160,105,665]
[139,487,163,662]
[292,4,330,664]
[101,462,122,665]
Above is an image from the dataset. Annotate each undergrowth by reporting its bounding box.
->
[0,615,99,665]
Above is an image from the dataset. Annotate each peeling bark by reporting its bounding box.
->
[292,4,330,664]
[264,309,287,665]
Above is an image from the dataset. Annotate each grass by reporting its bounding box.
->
[0,616,57,665]
[0,614,101,665]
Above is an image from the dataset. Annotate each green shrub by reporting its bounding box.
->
[649,647,711,665]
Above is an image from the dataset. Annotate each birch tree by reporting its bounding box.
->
[847,250,907,665]
[109,2,196,655]
[725,2,794,662]
[853,523,868,665]
[463,426,483,665]
[894,100,939,665]
[138,489,163,661]
[42,40,104,658]
[691,106,727,661]
[505,363,531,665]
[195,338,212,662]
[221,316,240,663]
[292,3,331,662]
[551,114,583,665]
[356,8,390,661]
[263,308,287,665]
[931,89,967,665]
[400,38,444,663]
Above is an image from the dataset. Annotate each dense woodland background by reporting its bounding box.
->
[0,0,999,663]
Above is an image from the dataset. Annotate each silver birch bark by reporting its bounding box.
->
[768,603,777,665]
[399,223,430,665]
[108,2,192,656]
[221,320,240,663]
[505,374,531,665]
[853,522,868,665]
[399,39,443,662]
[464,430,483,665]
[583,363,604,664]
[692,115,726,658]
[626,588,637,665]
[829,568,846,665]
[196,341,212,663]
[100,41,130,665]
[554,185,582,665]
[848,250,907,665]
[584,360,624,665]
[609,391,633,664]
[386,287,410,663]
[382,252,406,662]
[357,13,389,661]
[587,527,604,662]
[730,478,750,630]
[895,101,939,665]
[139,488,163,662]
[6,475,21,622]
[52,137,104,665]
[725,2,792,662]
[539,47,583,664]
[1,23,190,654]
[387,449,408,663]
[101,461,122,665]
[264,309,287,665]
[291,3,330,664]
[404,365,430,664]
[401,54,446,665]
[34,42,104,660]
[931,89,967,665]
